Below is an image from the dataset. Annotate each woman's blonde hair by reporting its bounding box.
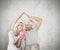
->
[13,22,23,35]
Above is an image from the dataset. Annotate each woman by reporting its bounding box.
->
[7,12,26,50]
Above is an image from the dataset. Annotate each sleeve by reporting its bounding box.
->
[31,19,38,30]
[8,31,14,41]
[8,31,12,39]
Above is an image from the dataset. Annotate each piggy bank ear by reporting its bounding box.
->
[19,31,26,38]
[23,30,26,34]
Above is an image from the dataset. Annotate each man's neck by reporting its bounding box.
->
[25,28,33,31]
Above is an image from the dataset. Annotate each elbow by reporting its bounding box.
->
[38,18,42,23]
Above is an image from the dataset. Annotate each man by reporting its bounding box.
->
[23,12,42,50]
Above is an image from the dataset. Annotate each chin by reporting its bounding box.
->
[19,29,22,31]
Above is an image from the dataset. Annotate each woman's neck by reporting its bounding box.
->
[13,30,19,36]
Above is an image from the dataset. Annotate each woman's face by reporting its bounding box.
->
[17,23,23,32]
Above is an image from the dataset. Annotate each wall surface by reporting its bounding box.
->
[0,0,60,50]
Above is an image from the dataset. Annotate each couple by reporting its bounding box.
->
[7,12,42,50]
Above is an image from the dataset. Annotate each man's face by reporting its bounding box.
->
[25,21,32,30]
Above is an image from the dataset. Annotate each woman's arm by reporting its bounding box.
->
[11,12,24,31]
[16,38,22,48]
[13,38,19,45]
[23,12,30,18]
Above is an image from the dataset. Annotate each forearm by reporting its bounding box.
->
[13,38,18,45]
[30,16,42,22]
[24,12,30,18]
[16,38,22,48]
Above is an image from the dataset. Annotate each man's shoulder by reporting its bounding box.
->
[26,28,38,33]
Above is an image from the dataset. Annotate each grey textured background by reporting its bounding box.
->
[0,0,60,50]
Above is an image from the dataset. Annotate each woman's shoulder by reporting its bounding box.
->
[8,30,13,35]
[8,30,13,33]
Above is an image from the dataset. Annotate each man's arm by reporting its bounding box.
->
[24,12,42,30]
[30,16,42,30]
[11,12,24,31]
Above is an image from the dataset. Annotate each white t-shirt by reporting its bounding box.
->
[26,19,38,45]
[7,31,26,50]
[8,31,19,45]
